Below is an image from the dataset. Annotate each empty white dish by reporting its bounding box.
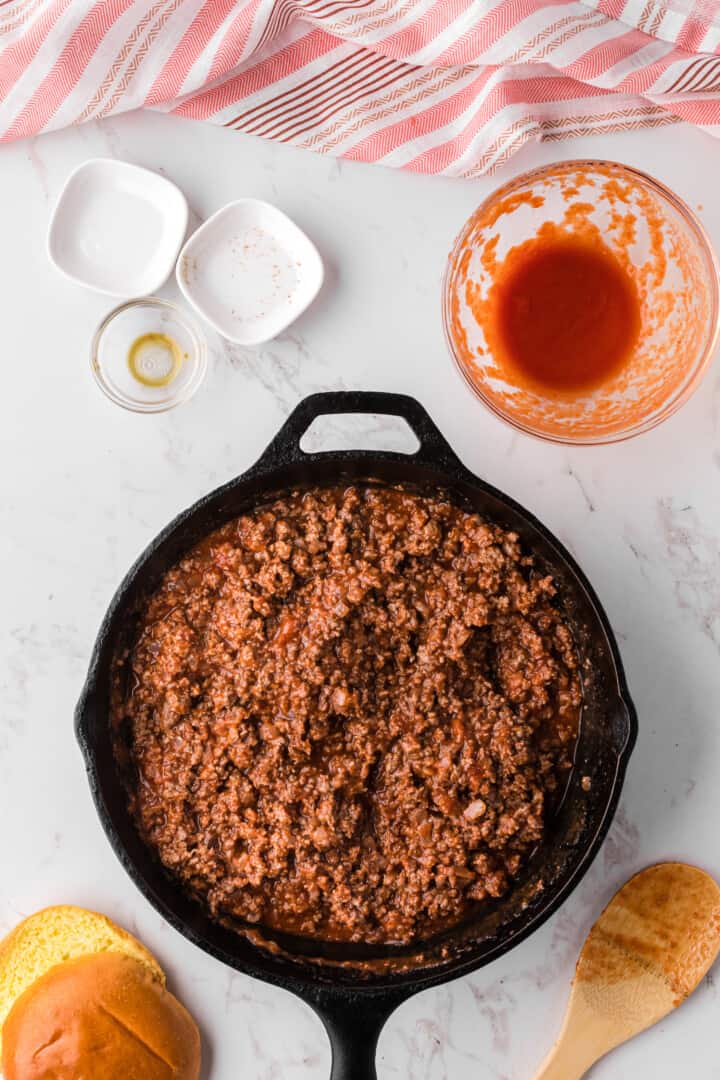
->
[48,158,188,298]
[176,199,323,346]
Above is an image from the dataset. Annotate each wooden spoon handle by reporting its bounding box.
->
[533,1043,593,1080]
[532,1001,604,1080]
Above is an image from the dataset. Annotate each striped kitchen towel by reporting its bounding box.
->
[2,0,720,175]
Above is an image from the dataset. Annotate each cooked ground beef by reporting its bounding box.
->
[116,484,581,946]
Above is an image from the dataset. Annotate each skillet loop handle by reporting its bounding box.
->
[253,391,464,473]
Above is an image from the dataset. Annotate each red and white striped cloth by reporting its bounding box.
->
[2,0,720,175]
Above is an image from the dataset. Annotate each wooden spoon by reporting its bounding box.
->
[534,862,720,1079]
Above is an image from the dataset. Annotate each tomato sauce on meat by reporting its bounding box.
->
[116,485,581,945]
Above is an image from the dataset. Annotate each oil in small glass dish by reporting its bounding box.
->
[91,298,207,413]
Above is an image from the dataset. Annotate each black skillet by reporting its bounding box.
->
[76,390,637,1079]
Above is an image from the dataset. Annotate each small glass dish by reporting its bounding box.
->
[91,298,207,413]
[443,160,720,445]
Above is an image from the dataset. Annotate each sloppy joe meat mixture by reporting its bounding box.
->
[117,485,581,945]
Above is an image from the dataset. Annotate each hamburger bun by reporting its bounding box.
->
[1,951,200,1080]
[0,905,164,1056]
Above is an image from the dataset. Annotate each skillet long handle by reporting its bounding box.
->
[311,991,404,1080]
[328,1013,380,1080]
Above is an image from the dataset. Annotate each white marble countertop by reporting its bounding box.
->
[1,112,720,1080]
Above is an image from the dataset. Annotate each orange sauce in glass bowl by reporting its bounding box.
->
[443,161,719,444]
[483,230,641,396]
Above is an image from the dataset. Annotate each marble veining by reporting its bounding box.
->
[1,110,720,1078]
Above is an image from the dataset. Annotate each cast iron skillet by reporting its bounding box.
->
[76,391,637,1080]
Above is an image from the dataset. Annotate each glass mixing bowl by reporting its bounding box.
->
[443,160,720,445]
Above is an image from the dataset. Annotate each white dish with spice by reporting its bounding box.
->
[176,199,323,346]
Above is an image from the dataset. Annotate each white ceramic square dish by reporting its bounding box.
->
[176,199,324,346]
[48,158,188,298]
